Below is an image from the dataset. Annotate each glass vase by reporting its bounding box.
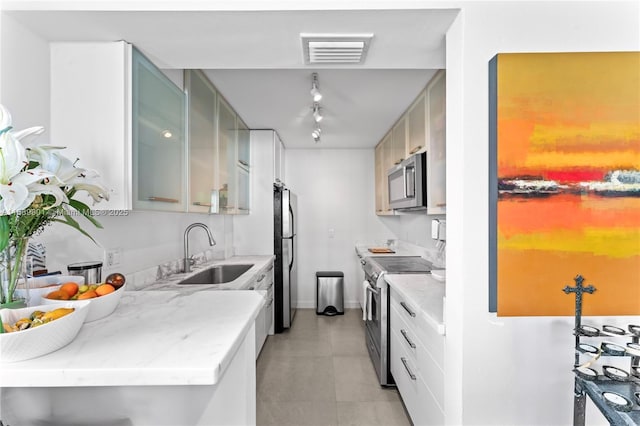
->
[0,237,30,309]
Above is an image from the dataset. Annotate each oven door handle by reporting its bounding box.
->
[366,285,379,295]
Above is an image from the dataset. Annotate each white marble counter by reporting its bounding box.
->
[384,273,446,335]
[144,255,274,291]
[1,290,264,387]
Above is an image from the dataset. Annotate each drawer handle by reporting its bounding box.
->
[401,357,416,381]
[267,281,274,289]
[400,301,416,317]
[248,286,255,290]
[267,263,274,272]
[400,329,416,349]
[267,298,274,307]
[257,274,265,282]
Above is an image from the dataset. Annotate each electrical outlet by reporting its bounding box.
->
[105,248,122,267]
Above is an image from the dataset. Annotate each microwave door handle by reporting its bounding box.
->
[404,165,415,198]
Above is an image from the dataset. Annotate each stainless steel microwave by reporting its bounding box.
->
[387,152,427,210]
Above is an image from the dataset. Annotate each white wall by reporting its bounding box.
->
[0,12,50,142]
[285,148,395,308]
[445,2,640,425]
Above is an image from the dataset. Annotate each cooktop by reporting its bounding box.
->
[367,256,433,274]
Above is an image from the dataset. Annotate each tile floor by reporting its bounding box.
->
[256,309,412,426]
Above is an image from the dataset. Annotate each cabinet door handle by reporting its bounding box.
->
[238,160,249,167]
[409,145,422,155]
[257,274,265,282]
[401,357,417,380]
[148,196,179,203]
[400,329,416,348]
[192,202,212,207]
[400,301,416,317]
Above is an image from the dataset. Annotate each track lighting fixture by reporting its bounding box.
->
[312,103,323,123]
[311,126,322,139]
[310,73,322,102]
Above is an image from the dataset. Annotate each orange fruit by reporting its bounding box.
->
[77,290,98,300]
[60,282,79,298]
[46,290,70,300]
[95,284,115,296]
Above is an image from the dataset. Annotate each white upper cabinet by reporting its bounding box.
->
[50,41,133,210]
[185,69,217,213]
[131,48,187,211]
[51,41,188,212]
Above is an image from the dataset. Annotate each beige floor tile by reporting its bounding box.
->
[256,309,410,425]
[257,401,338,426]
[336,401,411,426]
[257,356,336,402]
[333,356,401,402]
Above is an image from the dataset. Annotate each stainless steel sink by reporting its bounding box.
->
[177,264,254,285]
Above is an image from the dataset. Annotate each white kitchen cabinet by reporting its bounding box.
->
[50,41,133,210]
[426,70,446,214]
[185,69,217,213]
[251,260,274,359]
[236,118,251,214]
[233,130,283,256]
[390,287,445,425]
[132,48,187,211]
[273,133,286,185]
[216,97,237,214]
[51,41,188,212]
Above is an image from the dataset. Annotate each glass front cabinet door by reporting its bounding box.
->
[132,48,187,211]
[216,97,238,213]
[185,69,217,213]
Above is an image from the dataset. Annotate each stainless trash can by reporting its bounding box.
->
[316,271,344,316]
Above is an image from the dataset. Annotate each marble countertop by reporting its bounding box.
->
[1,290,265,387]
[144,255,274,291]
[384,273,446,335]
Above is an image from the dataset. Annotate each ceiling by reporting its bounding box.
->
[7,9,459,149]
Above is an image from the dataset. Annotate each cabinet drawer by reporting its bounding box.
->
[391,303,445,410]
[390,327,444,425]
[390,288,444,369]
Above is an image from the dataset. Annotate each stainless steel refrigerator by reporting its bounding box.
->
[274,186,297,332]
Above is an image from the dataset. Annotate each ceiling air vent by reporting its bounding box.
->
[301,33,374,65]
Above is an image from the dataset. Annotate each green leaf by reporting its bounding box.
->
[68,199,103,229]
[0,215,9,252]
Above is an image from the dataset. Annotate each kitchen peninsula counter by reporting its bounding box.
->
[0,290,264,425]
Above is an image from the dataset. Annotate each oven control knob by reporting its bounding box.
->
[360,259,366,266]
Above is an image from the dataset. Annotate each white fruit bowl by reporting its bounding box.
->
[0,301,90,363]
[42,284,126,323]
[14,275,85,306]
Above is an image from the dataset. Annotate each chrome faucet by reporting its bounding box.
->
[183,223,216,273]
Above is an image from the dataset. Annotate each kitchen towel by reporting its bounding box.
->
[362,280,369,321]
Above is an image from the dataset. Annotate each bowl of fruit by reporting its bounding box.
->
[14,275,85,306]
[0,301,90,362]
[42,273,126,323]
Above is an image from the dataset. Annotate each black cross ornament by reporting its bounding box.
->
[563,274,596,331]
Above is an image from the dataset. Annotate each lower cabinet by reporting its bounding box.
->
[255,262,275,359]
[390,287,445,425]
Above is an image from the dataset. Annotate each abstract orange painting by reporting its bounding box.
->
[489,52,640,316]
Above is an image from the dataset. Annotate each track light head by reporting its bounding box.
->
[310,73,322,102]
[311,127,322,139]
[313,103,323,123]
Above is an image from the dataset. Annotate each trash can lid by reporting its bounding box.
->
[316,271,344,277]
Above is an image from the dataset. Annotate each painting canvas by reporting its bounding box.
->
[489,52,640,316]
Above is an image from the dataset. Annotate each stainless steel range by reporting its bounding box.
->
[361,256,433,386]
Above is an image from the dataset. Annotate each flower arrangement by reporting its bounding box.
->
[0,104,109,307]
